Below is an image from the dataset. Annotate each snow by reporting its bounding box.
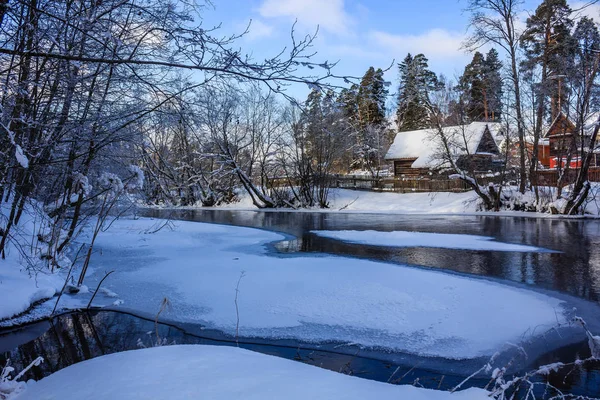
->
[201,186,600,217]
[311,230,552,252]
[1,357,43,399]
[127,165,144,190]
[536,362,564,376]
[0,201,65,321]
[0,266,62,321]
[82,217,565,359]
[384,122,502,168]
[99,172,124,198]
[13,345,489,400]
[327,190,479,214]
[99,287,118,298]
[14,145,28,169]
[72,172,92,197]
[384,129,431,163]
[212,188,480,214]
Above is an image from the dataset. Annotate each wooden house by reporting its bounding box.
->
[543,112,600,169]
[509,139,551,169]
[385,122,503,177]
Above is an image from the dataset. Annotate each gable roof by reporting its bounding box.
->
[544,112,576,138]
[385,122,502,168]
[544,111,600,138]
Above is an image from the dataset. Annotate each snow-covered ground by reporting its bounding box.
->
[216,188,481,214]
[78,217,565,360]
[0,266,62,321]
[328,189,482,214]
[0,201,66,321]
[12,345,487,400]
[312,230,554,252]
[203,187,600,217]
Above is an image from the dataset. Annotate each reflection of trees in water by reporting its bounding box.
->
[0,311,194,382]
[2,310,599,396]
[547,220,595,301]
[531,340,600,396]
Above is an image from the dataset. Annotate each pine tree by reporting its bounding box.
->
[483,48,503,121]
[520,0,574,193]
[395,53,439,131]
[458,49,503,122]
[520,0,575,120]
[357,67,388,128]
[459,52,487,121]
[303,89,323,161]
[354,67,389,173]
[337,84,359,121]
[572,17,600,110]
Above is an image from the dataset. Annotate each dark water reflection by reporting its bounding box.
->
[2,310,599,398]
[143,209,600,303]
[0,311,486,391]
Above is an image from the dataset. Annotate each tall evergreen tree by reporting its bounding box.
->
[337,84,359,121]
[459,52,487,121]
[357,67,388,128]
[395,53,439,131]
[459,49,503,122]
[355,67,389,174]
[483,48,503,121]
[303,89,323,161]
[335,67,390,173]
[571,17,600,110]
[521,0,574,120]
[520,0,574,193]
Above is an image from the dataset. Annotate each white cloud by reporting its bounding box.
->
[258,0,352,36]
[245,19,274,41]
[368,29,467,59]
[326,43,383,60]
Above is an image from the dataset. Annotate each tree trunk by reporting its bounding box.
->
[510,50,527,194]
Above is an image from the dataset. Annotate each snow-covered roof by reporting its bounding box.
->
[544,111,600,138]
[584,112,600,133]
[385,122,502,168]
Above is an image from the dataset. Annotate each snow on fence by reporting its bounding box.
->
[330,175,473,193]
[268,175,484,193]
[268,168,600,194]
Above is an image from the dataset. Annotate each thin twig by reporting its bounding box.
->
[86,270,115,309]
[154,297,171,346]
[52,244,85,315]
[234,271,246,346]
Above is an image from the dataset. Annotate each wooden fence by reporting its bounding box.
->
[268,168,600,194]
[333,168,600,193]
[332,175,472,193]
[534,168,600,186]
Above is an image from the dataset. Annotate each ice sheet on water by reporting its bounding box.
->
[311,230,553,252]
[80,218,566,360]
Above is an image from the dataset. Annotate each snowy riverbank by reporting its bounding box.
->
[184,188,600,218]
[209,188,483,214]
[11,345,488,399]
[0,201,66,322]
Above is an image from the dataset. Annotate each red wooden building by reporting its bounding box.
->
[542,112,599,169]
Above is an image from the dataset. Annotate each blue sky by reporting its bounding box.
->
[198,0,599,99]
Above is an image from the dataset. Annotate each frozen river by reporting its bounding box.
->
[3,210,600,398]
[144,209,600,302]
